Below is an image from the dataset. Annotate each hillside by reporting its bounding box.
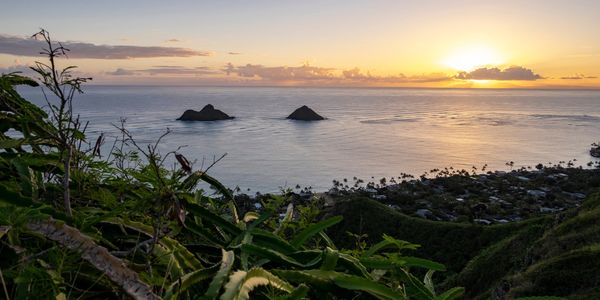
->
[327,192,600,299]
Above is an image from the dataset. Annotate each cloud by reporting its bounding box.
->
[0,64,29,74]
[0,64,42,78]
[225,63,337,80]
[222,64,452,84]
[456,66,542,81]
[1,63,92,79]
[560,74,597,80]
[0,34,211,59]
[165,38,181,43]
[342,68,451,83]
[228,52,242,55]
[107,68,136,76]
[108,66,215,76]
[0,67,35,82]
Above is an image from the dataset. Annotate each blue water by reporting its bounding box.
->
[18,86,600,192]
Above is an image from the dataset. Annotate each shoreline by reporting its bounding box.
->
[232,161,600,225]
[222,158,600,195]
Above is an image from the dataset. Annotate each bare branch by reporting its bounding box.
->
[204,152,227,173]
[27,218,160,300]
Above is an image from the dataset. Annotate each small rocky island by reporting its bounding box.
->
[177,104,234,121]
[287,105,325,121]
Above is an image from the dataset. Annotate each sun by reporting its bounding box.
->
[442,45,504,71]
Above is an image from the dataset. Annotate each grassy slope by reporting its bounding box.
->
[326,196,548,277]
[502,192,600,299]
[327,192,600,299]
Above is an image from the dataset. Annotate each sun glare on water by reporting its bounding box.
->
[443,45,504,71]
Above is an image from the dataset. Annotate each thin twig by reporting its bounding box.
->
[0,268,9,300]
[75,273,106,300]
[203,153,227,173]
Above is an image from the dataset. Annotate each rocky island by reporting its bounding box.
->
[287,105,325,121]
[177,104,234,121]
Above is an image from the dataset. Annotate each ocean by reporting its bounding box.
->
[17,86,600,193]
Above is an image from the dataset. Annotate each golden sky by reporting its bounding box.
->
[0,0,599,88]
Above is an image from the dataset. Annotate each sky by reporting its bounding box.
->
[0,0,599,88]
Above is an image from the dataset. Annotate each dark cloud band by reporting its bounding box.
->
[108,66,215,76]
[0,35,211,59]
[560,74,597,80]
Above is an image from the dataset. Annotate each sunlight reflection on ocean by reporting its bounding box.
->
[18,86,600,192]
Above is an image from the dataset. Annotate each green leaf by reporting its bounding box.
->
[240,244,321,268]
[163,263,220,300]
[219,270,246,300]
[334,274,405,300]
[363,235,420,258]
[0,138,25,149]
[273,269,338,290]
[12,158,33,196]
[360,257,398,270]
[228,201,240,225]
[399,269,435,300]
[282,284,309,300]
[337,252,372,279]
[276,269,404,300]
[320,247,339,271]
[397,256,446,271]
[282,203,293,223]
[243,212,259,223]
[186,220,227,247]
[290,216,343,248]
[239,232,252,271]
[0,182,35,207]
[275,203,294,234]
[1,73,39,87]
[220,267,293,300]
[250,228,297,254]
[203,249,235,300]
[200,172,234,200]
[435,287,465,300]
[161,237,204,270]
[152,244,185,280]
[185,201,242,237]
[318,231,337,250]
[361,256,445,273]
[424,270,435,295]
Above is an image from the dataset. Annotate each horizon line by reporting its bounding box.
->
[77,83,600,92]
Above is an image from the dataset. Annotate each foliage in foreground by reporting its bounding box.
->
[0,32,464,299]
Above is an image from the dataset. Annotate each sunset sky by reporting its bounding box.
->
[1,0,599,88]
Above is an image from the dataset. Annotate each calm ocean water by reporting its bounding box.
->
[18,86,600,192]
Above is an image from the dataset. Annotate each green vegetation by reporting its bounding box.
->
[1,30,599,299]
[0,31,464,299]
[325,196,540,276]
[327,193,600,299]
